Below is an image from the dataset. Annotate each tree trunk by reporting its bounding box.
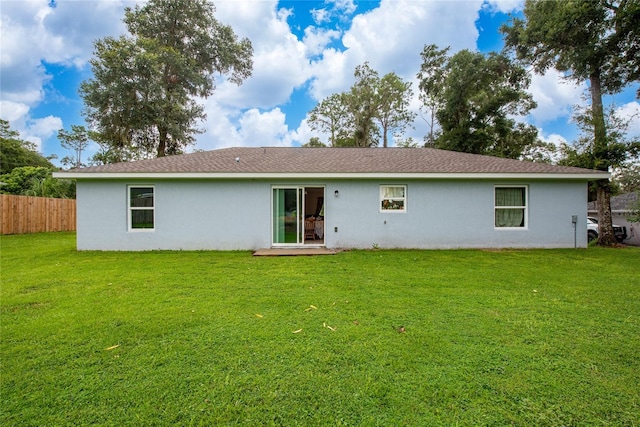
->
[589,72,616,246]
[157,127,167,157]
[596,182,616,245]
[382,122,388,148]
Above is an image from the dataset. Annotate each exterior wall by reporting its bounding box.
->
[76,179,272,250]
[76,178,589,251]
[327,179,588,249]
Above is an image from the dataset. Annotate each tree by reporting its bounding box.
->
[395,137,419,148]
[376,72,416,148]
[0,119,54,174]
[0,166,50,195]
[345,63,380,147]
[80,0,253,160]
[417,48,538,159]
[308,63,415,147]
[301,137,327,148]
[24,175,75,199]
[502,0,640,246]
[627,192,640,223]
[58,125,90,169]
[417,45,449,146]
[614,163,640,193]
[307,93,352,147]
[0,166,75,198]
[559,103,640,200]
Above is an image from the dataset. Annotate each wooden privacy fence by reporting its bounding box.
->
[0,195,76,235]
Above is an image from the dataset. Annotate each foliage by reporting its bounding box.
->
[23,175,76,199]
[417,47,538,159]
[80,0,253,160]
[308,93,351,147]
[346,62,381,147]
[0,119,54,174]
[301,137,327,148]
[57,125,90,169]
[520,140,557,164]
[376,72,415,148]
[502,0,638,95]
[614,163,640,193]
[0,166,51,195]
[627,192,640,223]
[395,137,420,148]
[558,103,639,171]
[0,123,76,197]
[2,233,639,425]
[417,45,449,146]
[502,0,640,246]
[0,166,75,199]
[308,63,415,147]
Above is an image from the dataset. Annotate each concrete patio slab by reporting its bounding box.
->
[253,248,338,256]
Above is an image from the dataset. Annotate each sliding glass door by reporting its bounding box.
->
[272,186,325,246]
[273,187,301,245]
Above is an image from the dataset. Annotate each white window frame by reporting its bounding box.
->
[128,185,155,232]
[494,185,528,229]
[380,185,407,213]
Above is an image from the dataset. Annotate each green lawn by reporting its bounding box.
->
[1,233,639,426]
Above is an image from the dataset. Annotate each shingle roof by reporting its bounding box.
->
[588,192,639,211]
[61,147,608,177]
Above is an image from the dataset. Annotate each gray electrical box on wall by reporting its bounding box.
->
[572,215,578,224]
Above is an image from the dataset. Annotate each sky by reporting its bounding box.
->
[1,0,638,166]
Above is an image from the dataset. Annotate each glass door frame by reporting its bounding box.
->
[271,185,325,247]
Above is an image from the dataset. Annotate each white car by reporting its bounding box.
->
[587,217,627,243]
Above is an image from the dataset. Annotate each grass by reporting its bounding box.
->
[1,232,639,426]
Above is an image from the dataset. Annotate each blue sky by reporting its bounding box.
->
[1,0,638,166]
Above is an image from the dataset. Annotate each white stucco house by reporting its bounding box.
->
[54,147,609,251]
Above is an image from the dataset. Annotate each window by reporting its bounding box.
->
[129,186,154,230]
[380,185,406,212]
[495,186,527,228]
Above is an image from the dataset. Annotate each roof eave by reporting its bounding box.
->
[53,171,611,180]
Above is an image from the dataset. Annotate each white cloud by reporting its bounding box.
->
[213,3,312,109]
[214,0,279,44]
[288,118,317,146]
[1,2,52,105]
[196,101,295,150]
[26,115,63,149]
[0,101,31,124]
[0,0,598,158]
[303,26,341,57]
[238,108,290,147]
[308,0,483,101]
[311,8,331,25]
[539,131,568,148]
[41,1,132,65]
[308,47,350,101]
[529,70,585,124]
[0,100,62,151]
[485,0,524,14]
[311,0,356,25]
[535,130,567,163]
[0,0,131,154]
[331,0,357,15]
[0,1,130,105]
[0,100,61,152]
[28,115,61,138]
[615,101,640,138]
